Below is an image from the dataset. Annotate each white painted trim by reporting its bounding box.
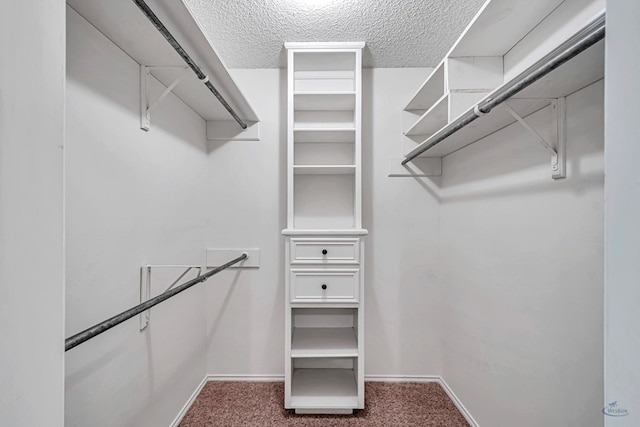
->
[169,376,208,427]
[438,377,480,427]
[365,375,440,382]
[284,42,366,49]
[282,228,369,236]
[206,374,285,382]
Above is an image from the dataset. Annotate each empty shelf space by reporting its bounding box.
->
[294,173,355,229]
[294,51,356,72]
[449,0,564,57]
[294,71,355,92]
[294,93,356,111]
[295,142,354,166]
[291,369,358,408]
[294,165,355,175]
[294,128,356,143]
[291,328,358,358]
[405,38,604,159]
[294,111,355,129]
[406,62,445,111]
[405,94,449,137]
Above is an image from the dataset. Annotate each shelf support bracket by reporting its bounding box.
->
[140,65,190,132]
[504,98,566,179]
[139,265,202,330]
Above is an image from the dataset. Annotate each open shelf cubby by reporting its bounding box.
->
[290,367,358,409]
[291,308,358,358]
[294,93,356,111]
[293,174,355,229]
[294,111,355,129]
[294,142,355,166]
[293,166,356,175]
[294,128,356,143]
[293,51,356,92]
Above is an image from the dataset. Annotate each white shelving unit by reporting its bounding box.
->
[66,0,259,140]
[283,42,366,414]
[401,0,605,179]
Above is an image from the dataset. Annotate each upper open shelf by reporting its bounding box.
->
[409,39,604,158]
[401,0,605,175]
[294,93,356,111]
[67,0,259,139]
[447,0,565,57]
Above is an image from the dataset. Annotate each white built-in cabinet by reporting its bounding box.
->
[283,42,367,414]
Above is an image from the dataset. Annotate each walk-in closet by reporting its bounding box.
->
[2,0,638,426]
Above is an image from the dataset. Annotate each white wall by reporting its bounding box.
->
[0,2,66,426]
[203,68,443,378]
[439,81,604,427]
[604,0,640,424]
[363,68,442,376]
[204,68,285,376]
[65,8,210,427]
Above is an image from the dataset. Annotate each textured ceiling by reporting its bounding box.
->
[184,0,485,68]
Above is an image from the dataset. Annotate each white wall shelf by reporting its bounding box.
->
[295,143,354,166]
[405,94,449,137]
[291,328,358,358]
[401,0,605,179]
[290,369,358,409]
[282,229,369,237]
[294,111,355,129]
[405,62,445,112]
[67,0,259,139]
[293,165,356,175]
[294,129,356,143]
[406,39,603,160]
[294,93,356,111]
[447,0,565,57]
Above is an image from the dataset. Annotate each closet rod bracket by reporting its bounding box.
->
[140,65,191,131]
[139,264,202,330]
[504,98,566,179]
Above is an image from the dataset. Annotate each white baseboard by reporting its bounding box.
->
[206,374,284,382]
[169,376,208,427]
[170,374,478,427]
[438,377,480,427]
[365,374,440,382]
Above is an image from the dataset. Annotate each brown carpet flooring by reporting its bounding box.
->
[180,382,470,426]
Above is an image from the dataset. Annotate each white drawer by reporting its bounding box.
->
[290,238,360,265]
[290,269,359,303]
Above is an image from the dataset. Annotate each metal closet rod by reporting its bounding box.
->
[402,22,606,166]
[65,253,248,352]
[132,0,248,129]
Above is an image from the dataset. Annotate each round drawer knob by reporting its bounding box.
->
[321,284,327,290]
[322,249,328,255]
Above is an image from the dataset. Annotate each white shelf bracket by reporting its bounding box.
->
[139,265,202,330]
[140,65,190,132]
[504,98,566,179]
